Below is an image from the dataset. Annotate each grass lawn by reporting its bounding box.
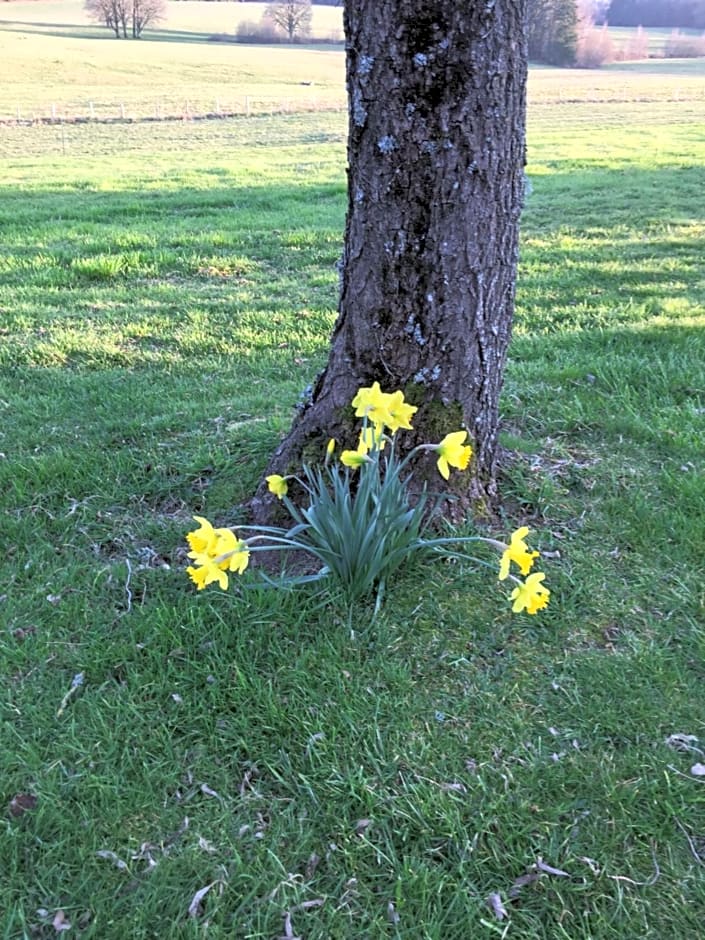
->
[1,13,705,939]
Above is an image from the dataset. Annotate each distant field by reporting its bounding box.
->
[0,1,345,120]
[2,2,705,123]
[527,59,705,107]
[0,0,344,37]
[608,24,705,56]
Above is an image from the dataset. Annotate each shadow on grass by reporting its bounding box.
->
[0,18,117,38]
[0,161,702,371]
[0,19,215,43]
[0,25,208,43]
[1,162,702,225]
[0,179,346,235]
[0,19,342,47]
[524,164,705,232]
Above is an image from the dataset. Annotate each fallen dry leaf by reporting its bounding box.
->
[354,818,372,836]
[508,857,570,900]
[293,899,325,912]
[536,857,570,877]
[188,881,217,918]
[95,849,128,871]
[200,783,221,800]
[387,900,400,924]
[12,625,37,641]
[9,793,38,817]
[131,817,190,869]
[52,910,71,932]
[666,733,703,755]
[508,871,540,899]
[304,853,320,879]
[486,892,508,920]
[440,781,468,794]
[131,843,158,870]
[239,766,259,797]
[279,911,301,940]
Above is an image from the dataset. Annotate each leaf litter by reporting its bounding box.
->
[8,792,38,817]
[502,857,572,902]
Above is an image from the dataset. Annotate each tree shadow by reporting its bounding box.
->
[0,17,219,43]
[0,18,339,47]
[0,159,702,370]
[0,20,109,40]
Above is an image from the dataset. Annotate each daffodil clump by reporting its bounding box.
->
[184,383,550,616]
[186,516,250,590]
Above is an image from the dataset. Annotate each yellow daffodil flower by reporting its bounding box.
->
[510,572,550,614]
[266,474,288,500]
[341,446,371,468]
[351,381,388,420]
[353,383,395,430]
[384,390,418,433]
[498,526,540,580]
[213,528,250,574]
[186,553,229,591]
[326,438,336,457]
[186,521,250,590]
[435,430,472,480]
[229,546,250,575]
[359,425,386,452]
[186,516,218,555]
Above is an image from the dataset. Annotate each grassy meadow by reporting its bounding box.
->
[607,25,705,57]
[2,3,705,122]
[0,1,346,121]
[1,5,705,938]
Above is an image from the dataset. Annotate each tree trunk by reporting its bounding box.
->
[255,0,527,518]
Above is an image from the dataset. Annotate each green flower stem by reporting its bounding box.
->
[243,535,321,553]
[427,547,501,572]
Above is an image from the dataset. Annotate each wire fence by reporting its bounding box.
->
[0,94,348,127]
[4,80,705,130]
[2,81,704,162]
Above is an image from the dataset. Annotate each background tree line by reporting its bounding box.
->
[527,0,580,66]
[85,0,166,37]
[525,0,705,68]
[605,0,705,28]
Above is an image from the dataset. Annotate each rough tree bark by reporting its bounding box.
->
[255,0,527,517]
